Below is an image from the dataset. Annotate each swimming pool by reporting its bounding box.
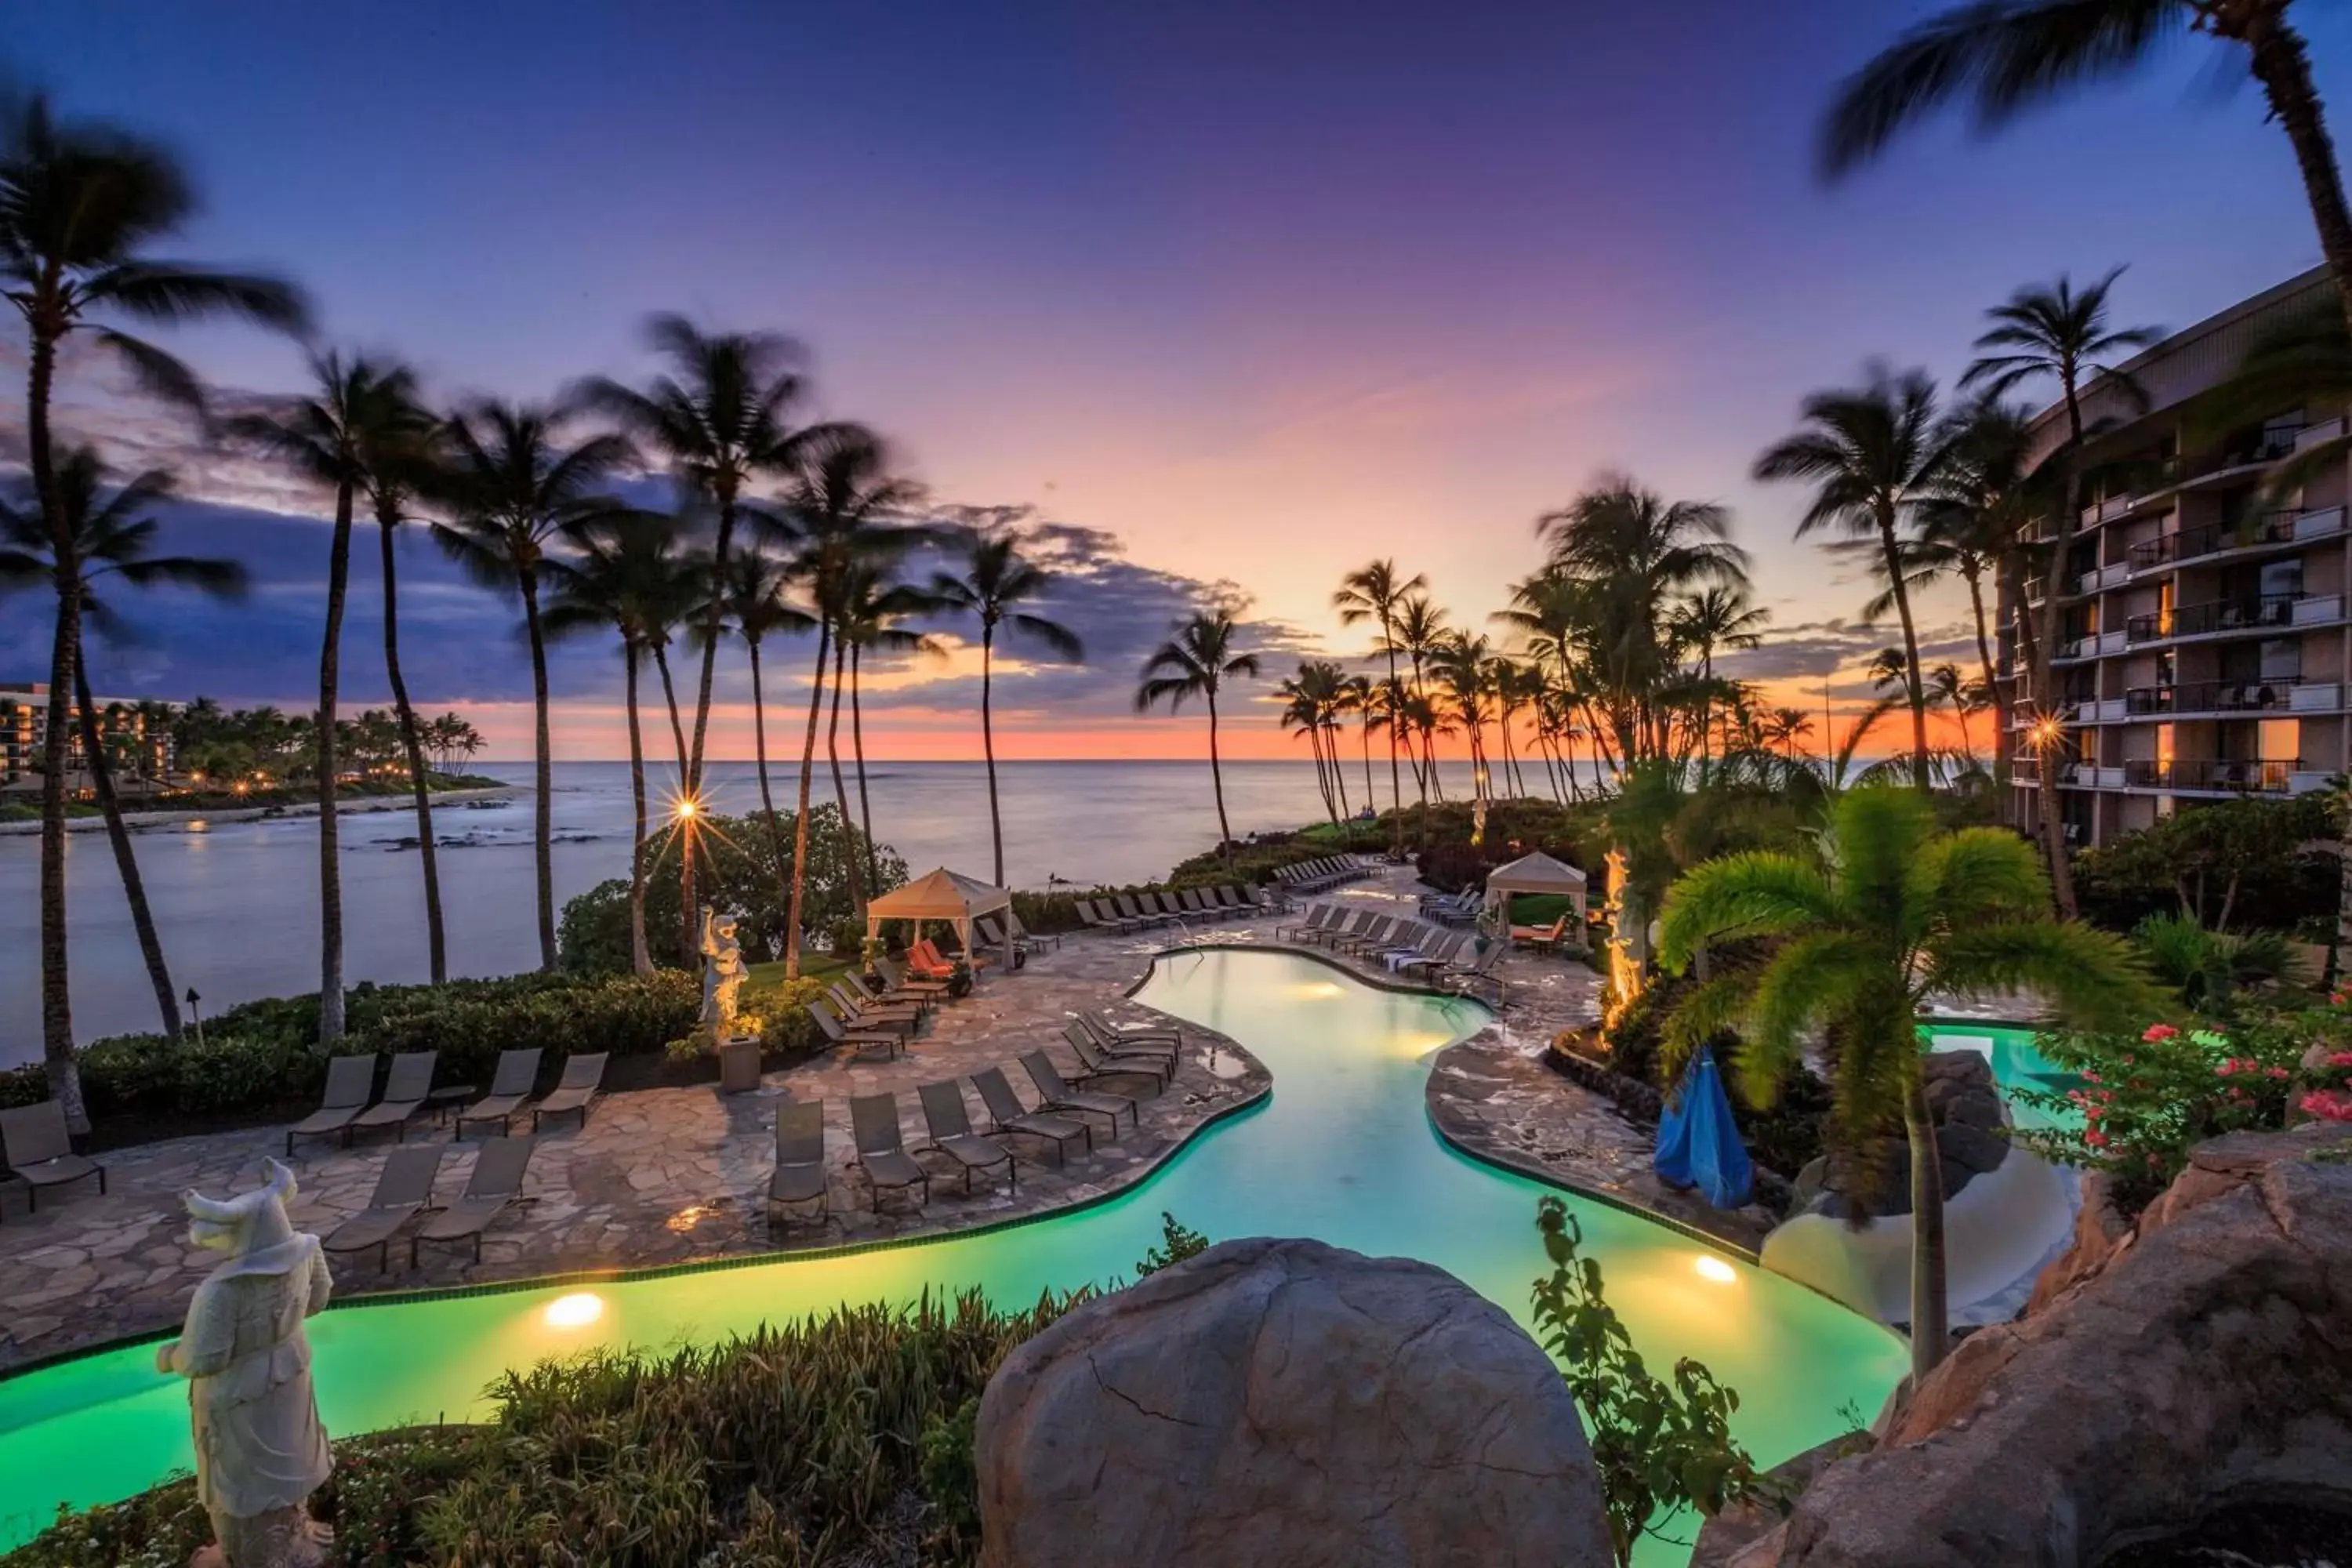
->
[0,949,1908,1560]
[1921,1019,2081,1131]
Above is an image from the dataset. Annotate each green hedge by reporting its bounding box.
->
[0,971,700,1121]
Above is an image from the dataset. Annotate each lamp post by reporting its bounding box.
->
[185,986,205,1047]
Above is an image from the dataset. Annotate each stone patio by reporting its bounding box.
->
[0,858,1726,1369]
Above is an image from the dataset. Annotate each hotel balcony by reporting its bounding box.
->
[2120,757,2318,795]
[2125,592,2346,646]
[2119,677,2328,719]
[2126,505,2347,572]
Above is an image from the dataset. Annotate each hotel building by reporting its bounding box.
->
[2003,267,2351,848]
[0,682,181,788]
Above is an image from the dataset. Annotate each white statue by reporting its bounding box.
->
[157,1158,335,1568]
[700,904,747,1040]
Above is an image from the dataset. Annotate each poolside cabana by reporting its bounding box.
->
[865,866,1016,969]
[1479,849,1587,927]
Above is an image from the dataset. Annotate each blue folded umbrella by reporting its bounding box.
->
[1654,1047,1754,1210]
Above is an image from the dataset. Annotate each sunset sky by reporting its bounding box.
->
[8,1,2351,761]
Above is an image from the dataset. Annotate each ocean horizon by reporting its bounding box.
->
[0,757,1503,1062]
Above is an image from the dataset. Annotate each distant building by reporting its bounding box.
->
[2000,267,2350,848]
[0,682,183,789]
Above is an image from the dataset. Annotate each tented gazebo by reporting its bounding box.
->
[865,866,1015,967]
[1479,849,1587,927]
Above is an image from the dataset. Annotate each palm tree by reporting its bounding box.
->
[434,400,632,971]
[1334,560,1427,857]
[1926,663,1985,771]
[1277,663,1343,826]
[229,354,421,1040]
[0,92,307,1116]
[1820,1,2352,342]
[1135,607,1262,866]
[837,564,942,899]
[1343,673,1377,813]
[711,547,813,894]
[544,514,702,974]
[930,526,1085,885]
[1657,786,2151,1382]
[1670,585,1769,780]
[779,429,923,977]
[573,318,832,797]
[1755,365,1951,789]
[0,449,246,1040]
[1391,594,1451,815]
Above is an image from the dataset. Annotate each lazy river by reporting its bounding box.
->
[0,949,1911,1562]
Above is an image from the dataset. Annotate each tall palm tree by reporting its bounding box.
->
[711,547,813,893]
[1657,786,2151,1381]
[779,429,923,977]
[1755,365,1951,790]
[1276,662,1343,826]
[930,526,1085,885]
[1390,594,1451,814]
[229,354,420,1040]
[348,367,451,982]
[573,318,832,795]
[837,564,942,900]
[434,401,633,971]
[1963,273,2157,913]
[0,449,246,1040]
[1334,560,1427,857]
[544,514,702,974]
[1669,585,1769,781]
[1821,1,2352,341]
[1135,607,1262,866]
[1343,672,1377,813]
[1,92,307,1116]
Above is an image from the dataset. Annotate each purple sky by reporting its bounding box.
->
[8,2,2351,757]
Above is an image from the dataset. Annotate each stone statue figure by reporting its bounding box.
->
[700,904,747,1040]
[156,1157,335,1568]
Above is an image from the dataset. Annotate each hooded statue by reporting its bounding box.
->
[157,1157,335,1567]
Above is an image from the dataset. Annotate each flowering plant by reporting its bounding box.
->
[2301,1045,2352,1124]
[2014,1018,2304,1211]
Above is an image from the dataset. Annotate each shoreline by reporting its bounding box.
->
[0,784,520,837]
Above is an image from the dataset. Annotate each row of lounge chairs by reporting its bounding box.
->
[771,1025,1178,1220]
[289,1051,607,1156]
[322,1134,538,1271]
[1415,888,1481,927]
[1073,886,1265,934]
[1275,855,1370,895]
[1276,904,1506,1000]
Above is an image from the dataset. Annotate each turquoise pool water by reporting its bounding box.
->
[1921,1020,2081,1131]
[0,949,1908,1560]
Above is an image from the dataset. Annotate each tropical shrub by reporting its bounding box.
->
[2074,794,2338,935]
[2131,912,2304,1009]
[1133,1211,1210,1276]
[1530,1198,1768,1566]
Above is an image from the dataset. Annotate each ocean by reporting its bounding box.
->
[0,757,1492,1062]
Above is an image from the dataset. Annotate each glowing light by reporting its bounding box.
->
[674,797,699,822]
[543,1292,604,1329]
[1293,980,1345,1000]
[1693,1255,1737,1285]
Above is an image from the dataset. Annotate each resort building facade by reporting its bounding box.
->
[0,682,182,790]
[2002,267,2352,848]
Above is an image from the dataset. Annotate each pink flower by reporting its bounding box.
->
[2084,1104,2103,1120]
[2217,1060,2238,1076]
[2085,1070,2103,1084]
[2334,991,2349,1008]
[2299,1090,2352,1123]
[2329,1051,2352,1069]
[2267,1067,2290,1080]
[2142,1024,2179,1044]
[2085,1129,2110,1148]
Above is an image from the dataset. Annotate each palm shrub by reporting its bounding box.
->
[1656,786,2154,1380]
[2132,911,2303,1011]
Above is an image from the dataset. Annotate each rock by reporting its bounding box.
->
[1934,1123,2008,1178]
[975,1237,1610,1568]
[1791,1156,1831,1210]
[2025,1170,2132,1315]
[1936,1084,2005,1132]
[1722,1121,2352,1567]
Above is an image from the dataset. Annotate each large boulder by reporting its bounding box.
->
[1721,1122,2352,1566]
[975,1237,1611,1568]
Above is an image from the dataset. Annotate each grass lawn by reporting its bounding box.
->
[743,953,850,1007]
[1504,893,1579,926]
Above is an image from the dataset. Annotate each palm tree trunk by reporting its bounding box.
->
[2240,13,2352,342]
[1903,1073,1951,1382]
[851,642,880,900]
[1381,635,1404,858]
[652,641,695,960]
[317,481,355,1040]
[1965,561,2009,798]
[982,625,1005,885]
[71,655,180,1038]
[1877,510,1933,790]
[2034,386,2086,920]
[654,644,690,776]
[747,636,798,924]
[687,490,738,791]
[1207,689,1235,866]
[521,570,556,971]
[29,323,85,1123]
[1358,717,1374,814]
[1310,724,1338,827]
[784,622,830,978]
[1327,722,1351,817]
[379,518,445,984]
[826,636,866,916]
[625,641,652,975]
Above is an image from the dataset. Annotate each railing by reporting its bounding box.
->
[2123,677,2302,717]
[2126,506,2346,571]
[2125,593,2303,643]
[2122,758,2296,793]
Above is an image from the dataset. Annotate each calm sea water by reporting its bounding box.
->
[0,757,1490,1061]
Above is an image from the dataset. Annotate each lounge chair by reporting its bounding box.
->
[0,1102,105,1211]
[350,1051,437,1143]
[286,1053,379,1156]
[1377,924,1443,971]
[1078,1011,1181,1065]
[846,970,932,1017]
[907,939,957,980]
[1007,909,1061,951]
[1311,910,1374,950]
[1275,903,1333,942]
[766,1100,829,1227]
[1334,915,1400,958]
[808,1000,902,1060]
[1074,897,1138,935]
[1112,893,1163,928]
[456,1049,543,1138]
[409,1135,535,1266]
[1439,939,1508,1000]
[850,1093,929,1210]
[916,1080,1015,1193]
[531,1052,609,1131]
[972,1066,1090,1165]
[1063,1025,1170,1090]
[1509,913,1570,952]
[1176,888,1219,922]
[974,916,1028,962]
[1394,930,1469,978]
[1021,1050,1137,1134]
[829,982,920,1034]
[877,955,951,998]
[323,1145,443,1272]
[1214,885,1251,915]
